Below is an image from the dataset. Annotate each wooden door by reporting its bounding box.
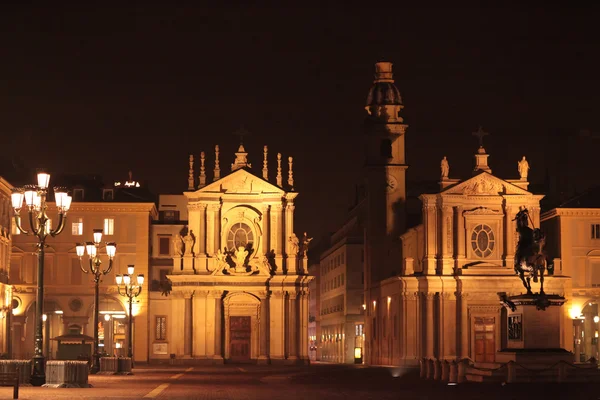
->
[474,316,495,363]
[229,316,251,362]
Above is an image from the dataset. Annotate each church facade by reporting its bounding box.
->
[362,62,573,367]
[149,144,312,364]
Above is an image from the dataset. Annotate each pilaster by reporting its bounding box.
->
[439,206,454,275]
[261,205,270,256]
[422,202,437,275]
[270,204,284,272]
[287,291,298,360]
[455,206,466,270]
[257,291,270,364]
[269,291,286,361]
[424,292,436,358]
[504,204,515,267]
[285,202,297,274]
[192,290,208,357]
[184,292,193,356]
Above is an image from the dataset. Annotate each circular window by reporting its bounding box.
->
[226,222,254,252]
[11,298,19,310]
[69,298,83,312]
[471,224,495,258]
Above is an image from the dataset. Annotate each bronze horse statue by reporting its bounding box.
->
[513,208,552,295]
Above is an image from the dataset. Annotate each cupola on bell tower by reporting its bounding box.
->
[363,61,409,285]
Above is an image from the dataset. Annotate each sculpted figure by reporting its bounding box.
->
[234,246,249,271]
[440,156,449,179]
[172,234,184,256]
[289,233,300,255]
[183,231,194,255]
[301,232,313,257]
[518,156,530,180]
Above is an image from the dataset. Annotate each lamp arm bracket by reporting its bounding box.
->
[50,213,66,237]
[13,215,29,235]
[103,258,114,276]
[78,258,89,274]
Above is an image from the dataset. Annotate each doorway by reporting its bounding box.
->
[474,316,495,363]
[229,316,251,362]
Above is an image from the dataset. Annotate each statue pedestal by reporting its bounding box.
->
[497,293,572,366]
[182,255,195,275]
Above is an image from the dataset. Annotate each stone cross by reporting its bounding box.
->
[234,126,251,145]
[472,126,490,147]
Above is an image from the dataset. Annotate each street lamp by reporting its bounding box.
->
[10,171,72,386]
[76,230,117,374]
[115,265,144,363]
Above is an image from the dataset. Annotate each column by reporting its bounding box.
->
[455,206,465,269]
[504,205,515,267]
[285,202,297,274]
[299,290,310,362]
[261,205,270,255]
[214,204,222,254]
[214,293,223,360]
[269,291,285,361]
[459,293,469,359]
[425,293,435,358]
[440,206,454,275]
[258,291,270,363]
[206,291,219,358]
[192,291,207,357]
[206,204,216,255]
[197,204,207,256]
[423,202,437,275]
[170,293,186,357]
[184,293,193,356]
[270,204,284,272]
[288,292,298,360]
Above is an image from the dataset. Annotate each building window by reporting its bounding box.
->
[226,222,254,252]
[104,218,114,235]
[160,210,179,222]
[103,189,114,201]
[72,218,83,235]
[471,224,495,258]
[592,224,600,239]
[155,316,167,340]
[159,237,170,255]
[380,139,392,158]
[73,188,84,201]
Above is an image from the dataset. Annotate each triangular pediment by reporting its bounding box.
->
[442,172,531,196]
[196,169,285,195]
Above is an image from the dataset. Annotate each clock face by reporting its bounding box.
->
[386,175,398,193]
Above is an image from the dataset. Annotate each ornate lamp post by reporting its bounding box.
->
[115,266,144,363]
[76,231,116,374]
[10,171,72,386]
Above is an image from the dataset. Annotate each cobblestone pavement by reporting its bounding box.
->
[2,363,600,400]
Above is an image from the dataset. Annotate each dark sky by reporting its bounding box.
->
[1,4,599,238]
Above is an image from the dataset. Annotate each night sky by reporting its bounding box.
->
[1,4,599,239]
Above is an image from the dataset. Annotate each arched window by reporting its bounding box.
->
[380,139,392,158]
[226,222,255,252]
[471,224,495,258]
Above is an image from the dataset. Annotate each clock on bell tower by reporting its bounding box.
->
[363,61,408,286]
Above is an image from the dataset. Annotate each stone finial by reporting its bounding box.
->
[262,145,268,181]
[276,153,282,187]
[214,145,221,181]
[199,151,206,188]
[231,143,251,171]
[287,156,294,189]
[188,155,195,190]
[374,61,394,83]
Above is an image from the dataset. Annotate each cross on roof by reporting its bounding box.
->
[233,126,251,144]
[472,126,489,147]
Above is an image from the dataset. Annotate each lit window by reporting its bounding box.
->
[226,222,254,252]
[72,218,83,235]
[156,316,167,340]
[159,237,170,255]
[104,218,114,235]
[471,224,495,258]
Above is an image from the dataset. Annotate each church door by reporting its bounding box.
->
[229,316,251,362]
[474,316,495,363]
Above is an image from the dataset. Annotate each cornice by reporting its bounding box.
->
[60,202,157,214]
[541,208,600,221]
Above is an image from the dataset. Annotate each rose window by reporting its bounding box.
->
[226,222,254,252]
[471,224,495,258]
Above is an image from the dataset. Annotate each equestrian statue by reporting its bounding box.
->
[513,207,553,295]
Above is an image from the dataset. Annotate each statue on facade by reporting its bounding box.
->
[289,233,300,256]
[518,156,530,180]
[513,207,553,295]
[301,232,313,258]
[440,156,449,179]
[183,231,195,255]
[233,246,249,272]
[173,234,184,257]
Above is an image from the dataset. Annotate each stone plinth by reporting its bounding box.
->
[117,357,133,375]
[43,360,91,388]
[99,357,119,374]
[497,293,573,366]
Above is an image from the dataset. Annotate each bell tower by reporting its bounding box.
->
[363,61,408,286]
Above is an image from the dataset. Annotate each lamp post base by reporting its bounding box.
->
[30,354,46,386]
[90,353,101,374]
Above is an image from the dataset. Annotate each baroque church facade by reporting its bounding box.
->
[149,144,312,364]
[362,62,573,366]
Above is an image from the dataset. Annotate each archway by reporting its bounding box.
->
[223,292,260,363]
[86,296,127,357]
